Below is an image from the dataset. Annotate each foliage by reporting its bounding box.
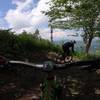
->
[41,76,63,100]
[0,29,16,53]
[0,29,61,60]
[33,29,40,39]
[74,51,100,60]
[44,0,100,54]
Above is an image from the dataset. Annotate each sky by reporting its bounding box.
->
[0,0,82,41]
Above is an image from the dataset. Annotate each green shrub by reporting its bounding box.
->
[74,51,99,60]
[0,29,62,60]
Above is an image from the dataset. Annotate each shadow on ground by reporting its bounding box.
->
[0,64,100,100]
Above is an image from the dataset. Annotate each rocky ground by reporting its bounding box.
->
[0,63,100,100]
[0,52,100,100]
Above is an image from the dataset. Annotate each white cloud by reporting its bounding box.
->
[39,28,50,39]
[5,10,31,30]
[4,0,81,40]
[40,28,82,41]
[0,15,9,29]
[0,11,5,27]
[5,0,50,32]
[37,28,65,40]
[12,0,33,11]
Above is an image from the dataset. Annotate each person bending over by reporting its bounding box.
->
[62,40,76,62]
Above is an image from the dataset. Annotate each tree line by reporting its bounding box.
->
[0,29,61,60]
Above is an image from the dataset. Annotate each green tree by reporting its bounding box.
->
[44,0,100,54]
[0,29,16,52]
[33,29,40,39]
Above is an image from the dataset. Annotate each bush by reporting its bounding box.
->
[0,29,62,60]
[74,51,99,60]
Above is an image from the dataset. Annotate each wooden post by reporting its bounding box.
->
[50,25,53,43]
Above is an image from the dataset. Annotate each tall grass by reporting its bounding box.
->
[74,51,100,60]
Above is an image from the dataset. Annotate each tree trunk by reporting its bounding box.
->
[51,26,53,43]
[85,36,93,54]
